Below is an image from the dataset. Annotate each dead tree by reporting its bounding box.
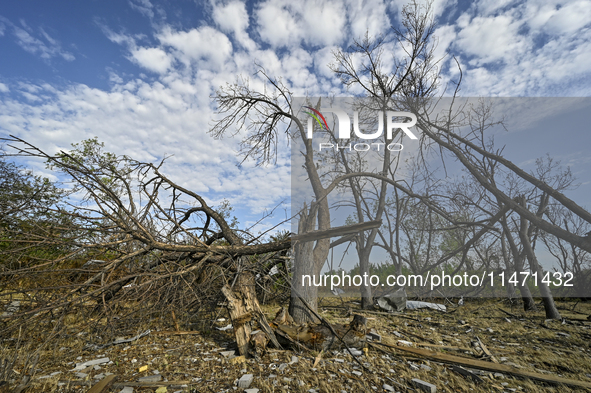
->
[328,0,441,308]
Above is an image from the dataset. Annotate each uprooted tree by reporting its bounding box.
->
[0,137,295,347]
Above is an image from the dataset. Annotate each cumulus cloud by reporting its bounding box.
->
[255,0,347,48]
[158,26,233,70]
[130,47,173,73]
[212,0,257,51]
[455,14,527,66]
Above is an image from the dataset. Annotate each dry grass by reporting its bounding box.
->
[1,297,590,392]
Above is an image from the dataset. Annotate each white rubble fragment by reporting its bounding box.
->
[238,374,254,388]
[217,324,233,331]
[383,384,395,392]
[406,301,446,312]
[412,378,436,393]
[72,357,110,370]
[138,375,162,382]
[289,356,299,364]
[119,387,134,393]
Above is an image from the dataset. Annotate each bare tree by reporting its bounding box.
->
[327,0,441,308]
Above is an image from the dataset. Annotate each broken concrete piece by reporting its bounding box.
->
[238,374,254,388]
[412,378,436,393]
[119,387,133,393]
[451,366,483,383]
[377,288,407,312]
[138,374,162,383]
[220,350,235,358]
[244,389,259,393]
[383,384,395,392]
[366,331,382,342]
[73,357,110,370]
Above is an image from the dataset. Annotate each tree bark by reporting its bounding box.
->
[222,264,281,357]
[517,214,561,319]
[500,216,536,311]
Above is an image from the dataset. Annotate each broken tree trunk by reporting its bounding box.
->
[221,268,280,357]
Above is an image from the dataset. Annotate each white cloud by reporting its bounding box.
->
[0,83,9,93]
[527,0,591,35]
[346,0,391,40]
[158,26,233,69]
[212,0,257,51]
[129,0,155,19]
[130,47,173,73]
[213,1,248,34]
[255,0,346,48]
[0,18,76,62]
[455,14,526,66]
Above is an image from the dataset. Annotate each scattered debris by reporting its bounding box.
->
[406,301,446,312]
[72,358,110,371]
[377,288,407,312]
[87,375,117,393]
[412,378,437,393]
[237,374,254,388]
[375,342,591,390]
[86,330,151,351]
[138,375,161,383]
[451,365,484,383]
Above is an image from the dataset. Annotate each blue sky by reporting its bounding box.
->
[1,0,591,236]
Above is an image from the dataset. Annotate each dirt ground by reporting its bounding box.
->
[1,297,591,393]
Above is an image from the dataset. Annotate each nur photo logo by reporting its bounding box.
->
[304,105,418,152]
